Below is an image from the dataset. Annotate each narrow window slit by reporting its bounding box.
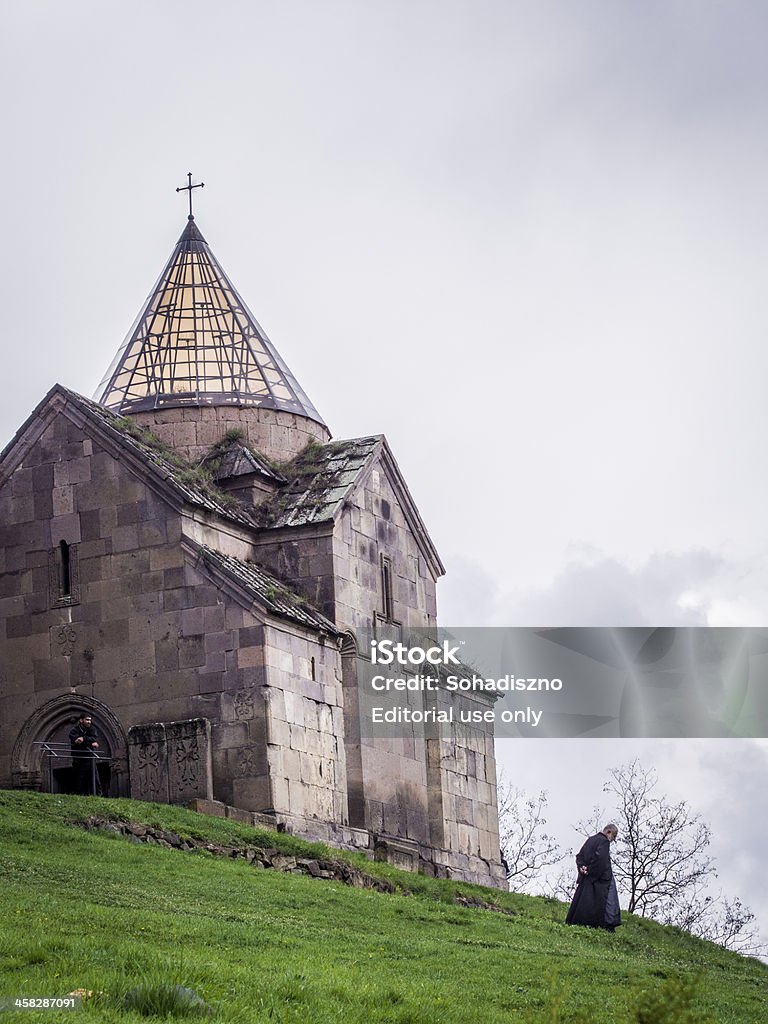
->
[59,540,71,597]
[381,554,394,622]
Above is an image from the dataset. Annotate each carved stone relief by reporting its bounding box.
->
[128,723,168,802]
[128,719,212,804]
[233,689,254,721]
[237,749,257,777]
[53,625,77,658]
[167,720,211,801]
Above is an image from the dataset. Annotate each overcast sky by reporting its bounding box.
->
[1,2,766,951]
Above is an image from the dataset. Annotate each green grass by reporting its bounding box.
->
[0,792,765,1023]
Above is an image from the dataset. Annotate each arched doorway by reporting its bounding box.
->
[11,695,130,797]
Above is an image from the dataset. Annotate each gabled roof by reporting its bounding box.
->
[256,435,446,578]
[93,218,326,427]
[0,385,260,530]
[255,437,381,528]
[199,547,338,635]
[0,385,339,636]
[1,385,444,578]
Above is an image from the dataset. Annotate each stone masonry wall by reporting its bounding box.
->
[334,459,439,847]
[0,412,346,833]
[425,685,504,885]
[244,624,348,826]
[0,413,237,786]
[250,456,438,634]
[248,455,441,848]
[332,461,438,633]
[354,736,431,845]
[131,406,330,466]
[250,527,336,622]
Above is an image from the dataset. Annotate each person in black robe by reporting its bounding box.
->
[69,713,101,795]
[565,824,620,929]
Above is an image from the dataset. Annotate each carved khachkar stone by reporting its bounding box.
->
[128,719,212,804]
[166,719,212,802]
[128,723,169,802]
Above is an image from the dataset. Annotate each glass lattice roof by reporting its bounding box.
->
[94,218,325,425]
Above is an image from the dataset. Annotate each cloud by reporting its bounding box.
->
[437,556,502,625]
[688,741,768,908]
[440,547,768,628]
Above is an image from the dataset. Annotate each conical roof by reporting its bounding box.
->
[94,218,326,426]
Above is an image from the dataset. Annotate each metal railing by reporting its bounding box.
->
[33,741,110,796]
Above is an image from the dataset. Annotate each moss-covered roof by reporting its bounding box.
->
[200,437,286,485]
[59,388,260,528]
[55,390,377,534]
[200,547,338,634]
[255,436,381,528]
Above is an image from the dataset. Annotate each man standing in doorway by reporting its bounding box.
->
[69,712,101,795]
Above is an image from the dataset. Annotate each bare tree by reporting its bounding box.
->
[602,759,715,917]
[497,776,564,892]
[655,876,716,934]
[590,759,765,956]
[702,896,763,955]
[660,887,765,956]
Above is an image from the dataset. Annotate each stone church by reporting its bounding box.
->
[0,203,504,887]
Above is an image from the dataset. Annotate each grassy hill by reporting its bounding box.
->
[0,791,765,1023]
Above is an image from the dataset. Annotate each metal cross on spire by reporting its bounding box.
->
[176,172,205,219]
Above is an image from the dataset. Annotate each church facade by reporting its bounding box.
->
[0,212,504,887]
